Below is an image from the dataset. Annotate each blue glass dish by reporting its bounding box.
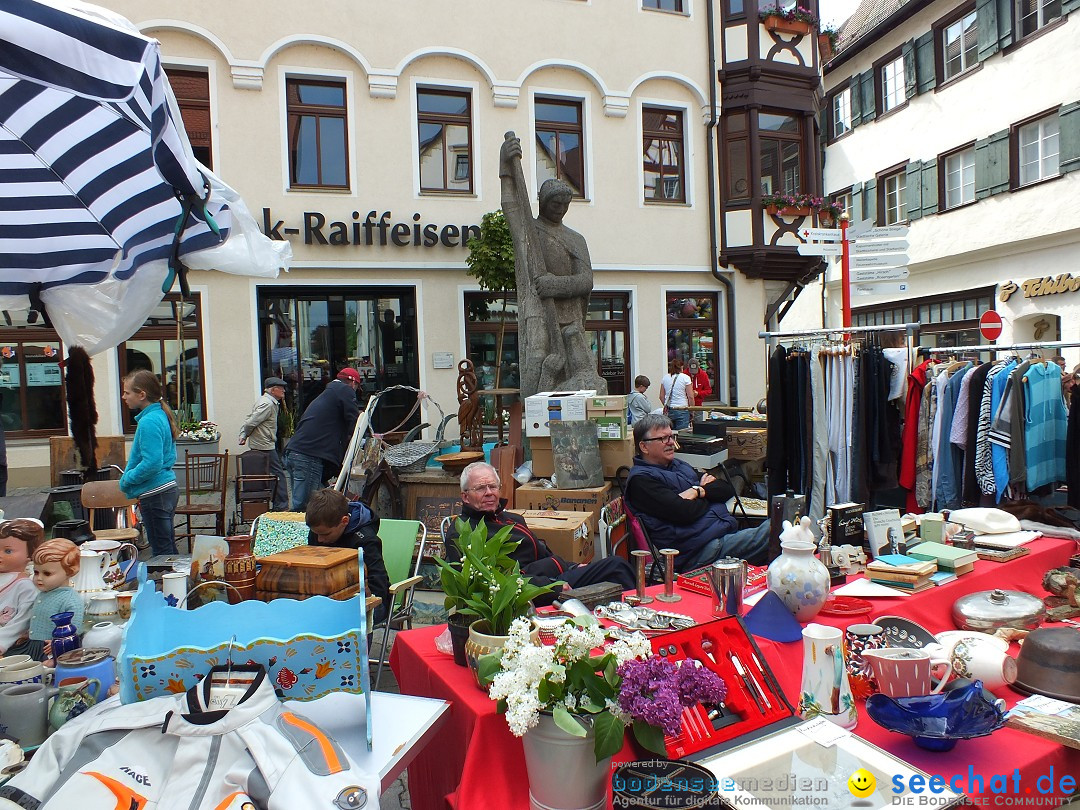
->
[865,679,1007,751]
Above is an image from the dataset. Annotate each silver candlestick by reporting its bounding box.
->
[656,548,681,602]
[631,550,654,605]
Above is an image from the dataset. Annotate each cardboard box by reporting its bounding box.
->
[519,509,594,564]
[586,395,628,440]
[530,437,633,478]
[726,426,767,460]
[524,390,594,437]
[515,481,612,535]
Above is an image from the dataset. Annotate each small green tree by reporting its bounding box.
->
[465,210,515,387]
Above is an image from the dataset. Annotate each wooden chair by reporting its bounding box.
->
[231,450,277,533]
[175,450,229,549]
[80,480,140,544]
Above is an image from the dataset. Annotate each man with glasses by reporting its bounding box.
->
[445,462,635,602]
[625,414,768,572]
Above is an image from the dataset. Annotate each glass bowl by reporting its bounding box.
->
[865,679,1007,751]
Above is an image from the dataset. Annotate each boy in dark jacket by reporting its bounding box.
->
[305,488,389,623]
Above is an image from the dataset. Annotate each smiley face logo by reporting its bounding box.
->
[848,768,876,798]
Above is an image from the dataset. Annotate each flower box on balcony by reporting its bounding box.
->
[766,205,812,217]
[762,15,812,36]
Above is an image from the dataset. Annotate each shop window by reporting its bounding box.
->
[286,77,348,189]
[942,147,975,208]
[165,68,212,169]
[856,289,992,346]
[666,293,719,399]
[1015,113,1059,187]
[535,97,585,197]
[0,320,66,437]
[116,295,205,434]
[463,292,630,396]
[759,112,802,196]
[642,107,686,202]
[1016,0,1061,39]
[418,88,473,194]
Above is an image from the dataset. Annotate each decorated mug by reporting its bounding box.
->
[863,648,953,698]
[0,660,54,686]
[943,635,1017,691]
[843,623,887,698]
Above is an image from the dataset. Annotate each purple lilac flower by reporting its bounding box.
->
[617,657,727,738]
[676,662,727,706]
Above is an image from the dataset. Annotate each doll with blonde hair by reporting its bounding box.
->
[28,539,83,662]
[0,519,44,656]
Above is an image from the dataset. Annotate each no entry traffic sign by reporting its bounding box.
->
[979,310,1003,341]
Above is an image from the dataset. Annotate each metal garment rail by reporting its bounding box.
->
[927,340,1080,354]
[758,322,921,346]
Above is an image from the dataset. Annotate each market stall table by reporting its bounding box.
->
[390,535,1080,810]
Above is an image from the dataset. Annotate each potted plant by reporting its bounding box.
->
[819,25,839,60]
[818,200,844,227]
[465,210,516,394]
[762,191,824,217]
[759,4,818,36]
[482,616,727,809]
[435,519,552,675]
[174,419,221,490]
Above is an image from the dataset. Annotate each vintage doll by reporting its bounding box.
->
[28,539,83,662]
[0,519,45,656]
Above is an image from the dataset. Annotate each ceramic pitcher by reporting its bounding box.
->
[82,540,137,588]
[798,623,857,729]
[49,677,98,731]
[0,683,58,747]
[71,548,110,609]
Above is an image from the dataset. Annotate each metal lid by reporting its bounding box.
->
[951,589,1046,632]
[56,647,112,667]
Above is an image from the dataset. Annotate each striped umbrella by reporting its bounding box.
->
[0,0,284,353]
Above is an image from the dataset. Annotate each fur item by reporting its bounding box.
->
[64,347,98,475]
[996,500,1075,528]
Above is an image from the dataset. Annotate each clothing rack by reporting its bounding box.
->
[758,322,920,346]
[926,340,1080,354]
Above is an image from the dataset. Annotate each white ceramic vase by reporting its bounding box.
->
[799,623,857,729]
[521,713,610,810]
[82,622,124,659]
[766,540,830,621]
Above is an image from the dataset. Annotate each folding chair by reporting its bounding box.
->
[175,450,229,549]
[80,480,140,545]
[372,518,427,690]
[598,496,629,561]
[615,466,667,584]
[231,450,277,533]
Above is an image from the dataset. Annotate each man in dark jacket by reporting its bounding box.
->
[305,487,388,623]
[625,414,768,572]
[445,462,635,603]
[285,368,361,510]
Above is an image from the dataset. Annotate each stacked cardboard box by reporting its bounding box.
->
[587,395,627,440]
[531,436,634,478]
[520,510,594,564]
[515,481,612,535]
[524,390,594,437]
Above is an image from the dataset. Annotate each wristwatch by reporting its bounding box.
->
[695,485,706,498]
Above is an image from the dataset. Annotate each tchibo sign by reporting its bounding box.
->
[262,208,480,248]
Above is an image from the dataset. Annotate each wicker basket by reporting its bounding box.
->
[377,391,447,473]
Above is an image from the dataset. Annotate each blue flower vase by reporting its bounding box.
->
[50,611,81,658]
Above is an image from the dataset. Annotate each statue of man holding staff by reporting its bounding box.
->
[500,131,607,398]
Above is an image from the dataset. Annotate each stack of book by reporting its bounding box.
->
[865,553,937,592]
[907,541,978,580]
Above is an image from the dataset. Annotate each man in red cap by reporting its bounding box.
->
[283,368,361,510]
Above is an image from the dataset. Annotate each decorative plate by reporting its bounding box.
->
[875,615,938,649]
[819,595,873,617]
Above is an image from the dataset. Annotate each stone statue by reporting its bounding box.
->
[500,131,607,398]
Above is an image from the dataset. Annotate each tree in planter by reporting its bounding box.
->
[465,210,516,389]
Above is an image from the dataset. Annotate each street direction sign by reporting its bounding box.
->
[853,282,909,296]
[852,224,909,240]
[797,242,843,256]
[797,227,843,241]
[851,253,909,269]
[850,267,910,282]
[851,239,909,254]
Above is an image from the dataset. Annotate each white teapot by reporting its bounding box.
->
[71,548,110,609]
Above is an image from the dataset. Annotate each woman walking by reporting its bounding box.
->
[120,370,179,555]
[660,359,693,431]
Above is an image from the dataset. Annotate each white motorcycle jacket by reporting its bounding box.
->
[0,667,377,810]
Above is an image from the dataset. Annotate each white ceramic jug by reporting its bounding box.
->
[71,548,110,609]
[798,623,858,729]
[81,540,137,589]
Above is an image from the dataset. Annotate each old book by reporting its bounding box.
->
[549,420,604,489]
[827,502,865,547]
[863,509,905,558]
[866,554,937,577]
[907,541,978,569]
[868,576,934,592]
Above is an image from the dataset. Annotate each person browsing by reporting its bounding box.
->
[238,377,290,510]
[659,360,693,430]
[627,375,654,424]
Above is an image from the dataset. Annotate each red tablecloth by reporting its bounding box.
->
[390,536,1080,810]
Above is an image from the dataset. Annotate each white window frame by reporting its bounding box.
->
[832,190,853,220]
[832,88,851,139]
[944,148,975,208]
[942,11,978,81]
[1017,0,1061,38]
[1018,115,1059,186]
[881,56,905,113]
[883,170,907,224]
[409,77,483,201]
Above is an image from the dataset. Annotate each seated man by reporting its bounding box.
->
[305,488,389,623]
[624,414,768,572]
[446,462,635,603]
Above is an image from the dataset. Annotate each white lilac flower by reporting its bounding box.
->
[608,633,652,664]
[604,698,630,725]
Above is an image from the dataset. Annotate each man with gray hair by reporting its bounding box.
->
[625,414,768,572]
[444,461,635,602]
[238,376,289,510]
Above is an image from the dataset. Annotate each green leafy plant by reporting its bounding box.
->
[434,519,553,635]
[759,3,819,25]
[820,25,840,53]
[465,210,516,389]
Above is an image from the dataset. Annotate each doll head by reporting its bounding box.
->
[31,539,80,593]
[0,519,45,575]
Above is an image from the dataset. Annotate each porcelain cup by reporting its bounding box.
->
[0,655,32,671]
[863,647,953,698]
[943,635,1018,690]
[843,623,887,697]
[0,660,54,686]
[0,683,58,747]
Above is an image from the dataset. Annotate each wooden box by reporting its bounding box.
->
[515,481,612,536]
[255,545,358,597]
[49,435,128,485]
[519,510,594,565]
[726,427,767,461]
